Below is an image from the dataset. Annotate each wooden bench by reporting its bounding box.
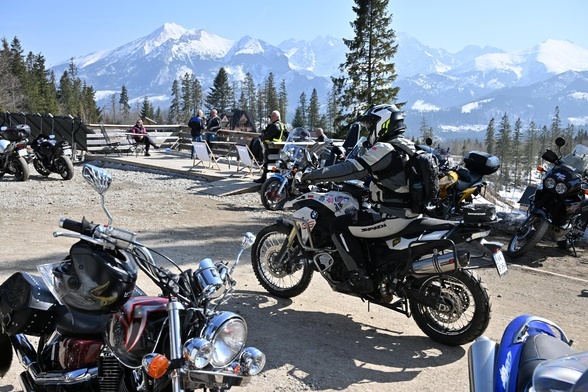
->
[86,130,178,155]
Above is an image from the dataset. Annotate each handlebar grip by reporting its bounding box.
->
[59,218,84,233]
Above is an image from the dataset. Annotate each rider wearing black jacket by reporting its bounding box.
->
[301,104,419,293]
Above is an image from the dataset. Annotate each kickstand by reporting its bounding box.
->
[571,241,578,257]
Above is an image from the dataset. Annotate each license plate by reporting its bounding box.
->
[17,149,27,157]
[493,250,508,276]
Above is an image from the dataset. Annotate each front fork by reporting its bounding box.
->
[167,299,184,392]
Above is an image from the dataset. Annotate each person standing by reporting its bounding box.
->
[205,109,222,144]
[315,128,326,142]
[131,118,158,156]
[188,109,204,159]
[254,110,286,184]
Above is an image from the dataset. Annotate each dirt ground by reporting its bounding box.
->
[0,162,586,392]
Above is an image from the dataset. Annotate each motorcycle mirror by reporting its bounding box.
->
[555,137,566,147]
[241,232,256,249]
[82,164,112,195]
[425,137,433,146]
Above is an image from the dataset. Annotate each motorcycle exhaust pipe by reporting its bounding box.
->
[11,334,97,386]
[410,250,469,276]
[467,336,497,392]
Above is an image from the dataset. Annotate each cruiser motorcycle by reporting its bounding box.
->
[251,177,508,346]
[508,138,588,258]
[30,133,75,180]
[0,124,31,181]
[427,149,501,220]
[0,164,265,392]
[468,315,587,392]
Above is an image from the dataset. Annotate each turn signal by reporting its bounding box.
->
[536,166,545,172]
[142,353,169,379]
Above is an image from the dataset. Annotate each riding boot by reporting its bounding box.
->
[331,233,373,294]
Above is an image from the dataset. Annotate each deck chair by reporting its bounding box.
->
[99,125,122,156]
[191,141,220,171]
[234,144,262,175]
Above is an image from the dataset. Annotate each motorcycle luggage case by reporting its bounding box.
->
[464,151,500,175]
[1,124,31,142]
[463,204,496,223]
[0,272,58,336]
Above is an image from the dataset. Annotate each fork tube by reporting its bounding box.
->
[167,298,184,392]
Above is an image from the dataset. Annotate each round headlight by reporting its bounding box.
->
[555,182,568,194]
[203,313,247,368]
[544,177,556,189]
[240,347,266,376]
[183,338,212,369]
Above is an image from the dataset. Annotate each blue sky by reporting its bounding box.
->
[2,0,587,66]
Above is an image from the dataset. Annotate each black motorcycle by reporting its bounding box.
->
[0,164,266,392]
[508,137,588,258]
[30,133,75,180]
[0,124,30,181]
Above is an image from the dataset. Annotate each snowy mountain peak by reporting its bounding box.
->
[143,22,189,55]
[533,39,588,74]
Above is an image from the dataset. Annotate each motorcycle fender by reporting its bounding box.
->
[275,218,294,230]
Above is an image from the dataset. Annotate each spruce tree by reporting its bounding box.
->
[278,80,288,122]
[205,67,232,114]
[264,73,278,113]
[333,0,399,122]
[496,113,512,187]
[308,89,320,130]
[168,79,181,124]
[485,117,495,154]
[119,85,131,123]
[419,115,434,144]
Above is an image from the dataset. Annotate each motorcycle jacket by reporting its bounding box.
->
[302,136,414,212]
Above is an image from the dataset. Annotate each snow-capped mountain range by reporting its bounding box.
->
[51,22,588,140]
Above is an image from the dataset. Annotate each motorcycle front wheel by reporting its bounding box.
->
[251,223,313,298]
[410,269,491,346]
[507,215,549,258]
[33,158,51,176]
[10,156,29,181]
[260,177,289,210]
[55,156,75,180]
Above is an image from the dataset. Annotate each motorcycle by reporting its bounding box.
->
[468,315,588,391]
[508,137,588,258]
[30,133,75,180]
[427,148,501,220]
[0,164,266,392]
[260,127,338,211]
[0,124,31,181]
[251,176,508,346]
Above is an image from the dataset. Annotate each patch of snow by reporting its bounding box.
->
[461,98,493,113]
[411,100,440,112]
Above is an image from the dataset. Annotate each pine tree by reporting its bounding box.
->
[333,0,399,122]
[242,72,256,112]
[419,115,434,144]
[550,106,562,143]
[168,79,181,124]
[264,73,279,114]
[523,121,539,184]
[205,67,232,114]
[119,85,131,123]
[140,96,154,119]
[278,80,288,122]
[326,84,340,135]
[496,113,512,187]
[485,117,496,154]
[512,118,523,189]
[292,92,308,127]
[308,89,320,130]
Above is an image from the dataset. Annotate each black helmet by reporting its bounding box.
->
[53,241,138,314]
[358,104,406,145]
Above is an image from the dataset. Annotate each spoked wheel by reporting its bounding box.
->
[10,156,29,181]
[507,215,549,258]
[410,270,491,346]
[260,177,288,210]
[33,159,51,176]
[251,224,313,298]
[55,156,75,180]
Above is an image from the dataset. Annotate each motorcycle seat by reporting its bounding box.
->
[456,171,484,192]
[54,304,110,338]
[395,217,458,238]
[517,333,575,392]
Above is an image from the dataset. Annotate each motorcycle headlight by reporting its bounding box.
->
[203,313,247,368]
[183,338,213,369]
[555,182,568,194]
[544,177,556,189]
[240,347,266,376]
[286,161,294,170]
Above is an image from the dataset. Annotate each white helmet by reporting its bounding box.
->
[358,104,406,146]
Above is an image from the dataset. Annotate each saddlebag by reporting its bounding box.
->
[0,272,58,336]
[463,204,496,223]
[464,151,501,175]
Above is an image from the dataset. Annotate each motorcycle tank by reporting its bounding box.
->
[0,139,9,153]
[105,296,169,368]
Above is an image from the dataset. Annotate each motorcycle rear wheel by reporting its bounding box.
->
[55,156,75,180]
[507,215,549,258]
[10,156,29,181]
[251,223,313,298]
[33,158,51,176]
[410,269,491,346]
[260,177,289,210]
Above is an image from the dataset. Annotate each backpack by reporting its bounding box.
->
[392,141,440,214]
